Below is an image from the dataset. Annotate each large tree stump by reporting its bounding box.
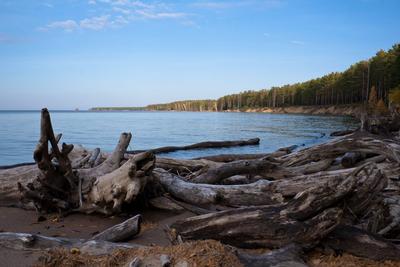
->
[17,108,155,215]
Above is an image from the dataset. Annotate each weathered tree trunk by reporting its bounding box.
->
[127,137,260,154]
[171,165,386,249]
[153,168,284,207]
[153,166,372,208]
[173,205,342,249]
[280,133,400,167]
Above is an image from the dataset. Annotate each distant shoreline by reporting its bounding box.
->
[90,104,362,117]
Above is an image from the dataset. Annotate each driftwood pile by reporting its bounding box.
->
[1,108,400,266]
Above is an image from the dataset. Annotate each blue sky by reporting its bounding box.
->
[0,0,399,110]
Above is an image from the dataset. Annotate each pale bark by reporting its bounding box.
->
[0,232,143,255]
[91,214,142,242]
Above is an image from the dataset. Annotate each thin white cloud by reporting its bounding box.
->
[112,15,129,26]
[40,16,112,32]
[91,0,152,8]
[113,7,131,14]
[80,15,110,30]
[191,2,242,9]
[43,20,79,32]
[40,0,194,33]
[192,0,284,9]
[135,10,187,19]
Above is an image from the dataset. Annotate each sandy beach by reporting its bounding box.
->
[2,206,400,267]
[0,207,194,266]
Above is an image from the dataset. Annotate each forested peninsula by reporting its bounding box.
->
[91,43,400,113]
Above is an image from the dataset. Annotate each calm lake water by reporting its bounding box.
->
[0,111,358,165]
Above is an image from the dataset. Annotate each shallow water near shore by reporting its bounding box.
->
[0,110,358,165]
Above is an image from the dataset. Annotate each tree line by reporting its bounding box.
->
[146,100,217,112]
[217,43,399,111]
[92,43,400,112]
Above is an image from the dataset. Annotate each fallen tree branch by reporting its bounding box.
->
[91,214,142,242]
[127,138,260,154]
[189,156,278,184]
[0,232,143,255]
[76,133,132,179]
[192,145,298,162]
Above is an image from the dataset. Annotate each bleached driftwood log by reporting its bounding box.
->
[91,214,142,242]
[0,232,143,255]
[153,168,284,207]
[280,133,400,167]
[189,156,278,184]
[153,166,376,207]
[171,165,386,248]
